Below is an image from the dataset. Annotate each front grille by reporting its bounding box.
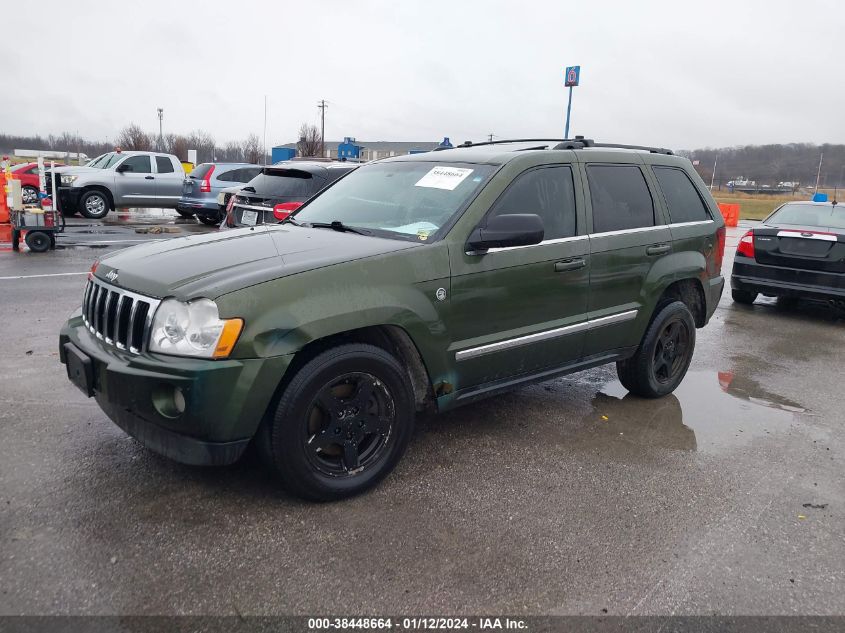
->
[81,278,161,354]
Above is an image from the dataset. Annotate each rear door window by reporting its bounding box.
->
[586,164,655,233]
[120,155,152,173]
[155,156,175,173]
[487,165,577,240]
[653,166,711,223]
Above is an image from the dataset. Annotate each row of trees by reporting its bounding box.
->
[1,122,327,165]
[113,124,264,164]
[679,143,845,188]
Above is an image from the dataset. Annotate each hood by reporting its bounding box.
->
[49,166,100,176]
[94,225,420,300]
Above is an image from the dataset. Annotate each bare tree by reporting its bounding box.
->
[187,129,216,163]
[221,140,243,162]
[241,134,263,164]
[116,124,153,151]
[296,123,322,157]
[163,133,191,161]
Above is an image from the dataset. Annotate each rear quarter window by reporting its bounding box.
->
[653,166,711,223]
[156,156,175,173]
[189,164,214,179]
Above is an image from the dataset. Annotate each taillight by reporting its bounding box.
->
[737,230,755,259]
[273,201,302,222]
[714,226,726,271]
[200,165,215,192]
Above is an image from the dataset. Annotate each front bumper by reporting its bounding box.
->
[55,186,83,213]
[59,317,293,465]
[732,257,845,300]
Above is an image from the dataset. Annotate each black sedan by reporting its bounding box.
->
[223,161,357,229]
[731,201,845,307]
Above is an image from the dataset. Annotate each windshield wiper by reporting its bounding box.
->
[308,220,372,236]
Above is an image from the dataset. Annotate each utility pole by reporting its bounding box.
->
[814,152,824,193]
[710,154,718,191]
[157,108,164,151]
[318,99,328,158]
[263,95,268,166]
[488,133,494,143]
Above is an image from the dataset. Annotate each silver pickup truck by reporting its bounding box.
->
[50,151,185,219]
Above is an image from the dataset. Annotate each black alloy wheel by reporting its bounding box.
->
[651,318,690,385]
[617,300,696,398]
[260,343,415,501]
[304,372,395,476]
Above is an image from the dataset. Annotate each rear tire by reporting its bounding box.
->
[25,231,51,253]
[198,213,221,226]
[79,190,110,219]
[259,343,415,501]
[731,288,758,305]
[617,301,696,399]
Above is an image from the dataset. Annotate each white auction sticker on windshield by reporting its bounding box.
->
[414,166,474,191]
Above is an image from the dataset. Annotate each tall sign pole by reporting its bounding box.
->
[564,66,580,139]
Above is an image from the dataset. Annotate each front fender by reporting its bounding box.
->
[216,245,452,383]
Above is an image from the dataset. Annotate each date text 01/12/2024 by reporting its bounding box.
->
[307,618,528,630]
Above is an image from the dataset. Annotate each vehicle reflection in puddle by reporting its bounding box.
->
[587,371,806,454]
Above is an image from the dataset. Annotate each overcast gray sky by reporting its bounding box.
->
[5,0,844,150]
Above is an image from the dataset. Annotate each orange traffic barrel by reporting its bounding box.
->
[0,172,9,224]
[718,203,739,227]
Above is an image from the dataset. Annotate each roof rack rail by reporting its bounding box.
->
[552,136,674,155]
[445,136,674,155]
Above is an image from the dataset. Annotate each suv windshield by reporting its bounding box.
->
[87,152,124,169]
[293,161,495,241]
[768,203,845,230]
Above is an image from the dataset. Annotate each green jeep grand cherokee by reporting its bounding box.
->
[60,138,726,500]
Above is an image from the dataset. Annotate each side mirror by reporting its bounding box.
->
[115,163,130,173]
[466,213,544,252]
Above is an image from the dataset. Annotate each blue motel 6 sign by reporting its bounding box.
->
[565,66,581,87]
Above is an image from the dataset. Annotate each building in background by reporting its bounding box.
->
[273,138,454,161]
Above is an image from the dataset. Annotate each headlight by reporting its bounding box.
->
[60,174,78,185]
[216,192,225,205]
[149,298,243,359]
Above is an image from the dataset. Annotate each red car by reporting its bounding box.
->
[9,162,64,205]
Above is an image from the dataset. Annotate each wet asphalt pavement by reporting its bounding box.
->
[0,212,843,616]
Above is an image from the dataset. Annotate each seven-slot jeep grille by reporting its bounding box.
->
[82,278,161,354]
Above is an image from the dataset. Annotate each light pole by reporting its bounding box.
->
[157,108,164,151]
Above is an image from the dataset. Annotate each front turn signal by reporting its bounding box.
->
[213,318,244,359]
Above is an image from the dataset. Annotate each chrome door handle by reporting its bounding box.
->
[646,243,670,256]
[554,258,586,272]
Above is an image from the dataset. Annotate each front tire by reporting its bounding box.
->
[79,190,110,219]
[731,288,758,305]
[260,343,415,501]
[616,301,696,398]
[22,185,39,205]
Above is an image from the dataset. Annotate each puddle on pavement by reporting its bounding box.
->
[584,370,806,454]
